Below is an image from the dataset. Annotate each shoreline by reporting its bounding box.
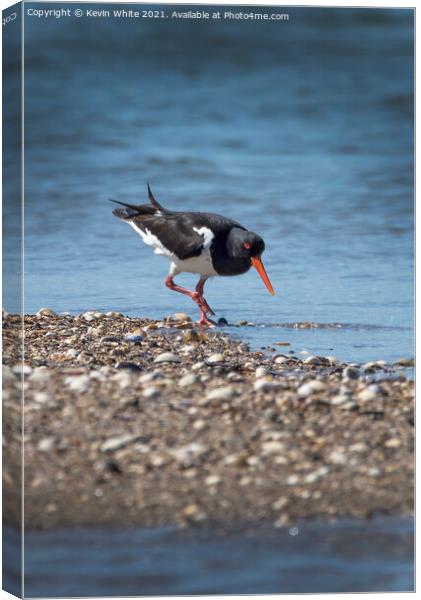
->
[3,311,414,530]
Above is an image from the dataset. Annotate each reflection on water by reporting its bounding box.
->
[10,517,412,596]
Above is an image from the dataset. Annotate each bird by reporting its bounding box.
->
[110,184,275,326]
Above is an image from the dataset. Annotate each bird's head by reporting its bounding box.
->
[228,228,275,296]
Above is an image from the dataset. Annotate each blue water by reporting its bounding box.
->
[2,3,414,363]
[2,517,413,596]
[2,4,414,595]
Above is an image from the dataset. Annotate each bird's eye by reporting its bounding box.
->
[243,242,251,250]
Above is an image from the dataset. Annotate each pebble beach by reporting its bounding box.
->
[2,309,414,530]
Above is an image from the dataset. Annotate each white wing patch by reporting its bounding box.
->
[127,220,217,277]
[193,226,214,249]
[128,221,174,258]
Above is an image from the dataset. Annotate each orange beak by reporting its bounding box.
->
[251,256,275,296]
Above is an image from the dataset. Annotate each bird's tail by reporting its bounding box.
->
[110,183,168,220]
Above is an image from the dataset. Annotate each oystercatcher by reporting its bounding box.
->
[111,184,275,325]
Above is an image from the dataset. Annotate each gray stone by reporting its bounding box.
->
[343,366,360,380]
[142,387,160,399]
[303,356,322,366]
[297,380,326,396]
[36,308,57,318]
[38,437,55,452]
[205,386,235,402]
[253,378,279,392]
[178,373,200,387]
[65,375,90,393]
[206,353,225,365]
[100,434,139,453]
[171,443,208,467]
[154,352,181,364]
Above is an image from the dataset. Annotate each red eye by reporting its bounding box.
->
[244,242,251,250]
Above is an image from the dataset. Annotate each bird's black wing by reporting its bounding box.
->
[130,213,205,260]
[131,212,242,261]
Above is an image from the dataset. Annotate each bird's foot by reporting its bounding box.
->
[192,292,215,316]
[198,313,216,327]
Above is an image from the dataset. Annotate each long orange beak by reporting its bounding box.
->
[251,256,275,296]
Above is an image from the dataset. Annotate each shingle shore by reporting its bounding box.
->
[2,310,414,529]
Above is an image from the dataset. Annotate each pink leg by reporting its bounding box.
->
[165,276,215,325]
[195,277,215,315]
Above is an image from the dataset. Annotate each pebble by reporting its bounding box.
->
[178,373,200,387]
[358,385,382,402]
[206,353,225,365]
[65,349,79,358]
[101,335,121,344]
[123,334,143,343]
[112,371,132,389]
[396,358,415,367]
[255,366,267,379]
[262,441,285,455]
[253,378,279,393]
[65,375,90,393]
[384,438,401,449]
[183,330,200,342]
[362,361,381,372]
[349,442,368,453]
[182,504,207,522]
[171,443,208,467]
[297,380,326,397]
[181,344,197,354]
[12,364,32,376]
[205,474,221,486]
[154,352,181,364]
[192,361,205,371]
[142,387,160,399]
[340,401,358,411]
[286,474,300,486]
[217,318,229,326]
[173,313,191,322]
[115,361,141,371]
[272,496,289,510]
[274,356,289,365]
[100,434,139,453]
[343,366,360,380]
[205,386,235,403]
[192,419,206,431]
[331,395,348,408]
[37,437,55,452]
[304,466,329,483]
[139,372,157,384]
[76,352,92,364]
[328,450,347,465]
[303,356,322,366]
[36,308,57,318]
[34,392,52,404]
[81,311,101,322]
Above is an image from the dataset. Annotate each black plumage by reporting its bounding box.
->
[111,184,274,325]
